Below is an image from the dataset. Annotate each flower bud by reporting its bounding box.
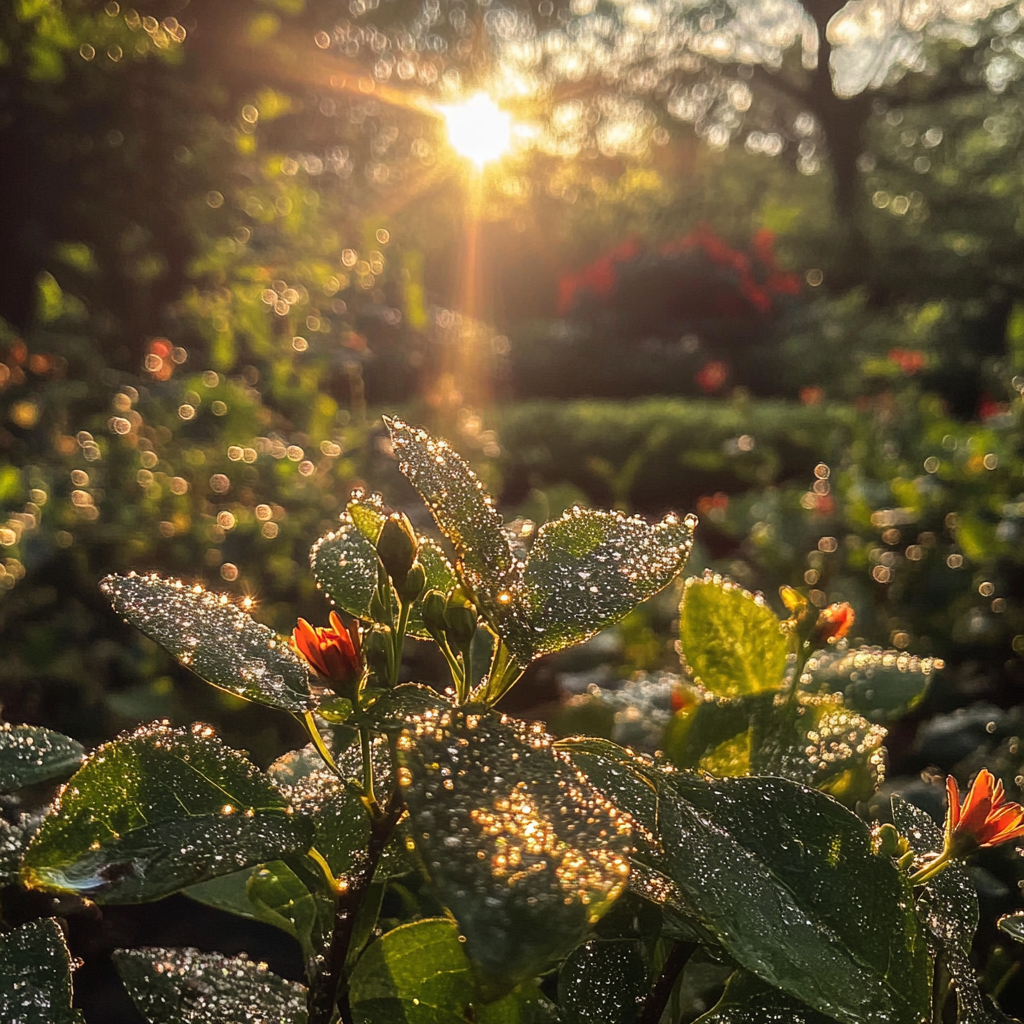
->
[398,562,427,604]
[444,588,477,647]
[420,589,448,638]
[377,512,418,588]
[362,625,392,680]
[779,585,808,620]
[814,602,855,644]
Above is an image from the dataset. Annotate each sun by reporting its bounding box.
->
[439,93,513,167]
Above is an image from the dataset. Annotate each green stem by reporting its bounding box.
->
[391,599,412,687]
[360,727,379,817]
[479,639,523,704]
[307,847,341,894]
[304,712,341,776]
[638,941,696,1024]
[910,847,954,886]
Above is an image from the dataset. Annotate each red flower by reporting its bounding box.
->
[944,770,1024,854]
[815,602,854,644]
[696,360,728,393]
[293,611,362,691]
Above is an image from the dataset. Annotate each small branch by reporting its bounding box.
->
[304,712,342,776]
[307,789,404,1024]
[638,941,696,1024]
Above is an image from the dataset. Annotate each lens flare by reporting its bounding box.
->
[439,93,512,167]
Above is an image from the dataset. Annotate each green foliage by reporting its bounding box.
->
[0,422,1015,1024]
[21,723,312,903]
[0,723,83,792]
[0,919,84,1024]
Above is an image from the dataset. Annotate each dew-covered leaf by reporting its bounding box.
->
[892,797,983,1024]
[659,772,930,1024]
[386,418,516,624]
[514,508,694,664]
[801,647,943,723]
[357,684,452,732]
[554,737,661,858]
[101,574,314,712]
[185,860,330,960]
[997,912,1024,944]
[694,969,839,1024]
[0,918,84,1024]
[349,492,388,541]
[750,693,886,805]
[557,939,649,1024]
[0,724,85,794]
[1,816,36,883]
[268,740,374,879]
[661,693,758,775]
[22,723,313,903]
[397,707,633,996]
[679,575,788,698]
[114,947,307,1024]
[349,917,477,1024]
[310,514,379,620]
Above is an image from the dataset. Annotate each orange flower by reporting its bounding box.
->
[814,602,855,644]
[293,611,362,692]
[944,769,1024,855]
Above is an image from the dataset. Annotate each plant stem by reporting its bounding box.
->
[307,790,404,1024]
[307,847,341,893]
[304,712,341,776]
[360,727,379,817]
[638,941,696,1024]
[910,848,953,886]
[392,599,411,687]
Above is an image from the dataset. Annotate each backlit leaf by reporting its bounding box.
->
[679,574,788,698]
[0,919,84,1024]
[997,912,1024,944]
[515,507,694,663]
[101,573,314,712]
[659,772,930,1024]
[801,647,942,723]
[0,724,85,794]
[349,918,476,1024]
[22,722,312,903]
[310,513,379,620]
[114,947,307,1023]
[388,416,514,612]
[397,707,633,996]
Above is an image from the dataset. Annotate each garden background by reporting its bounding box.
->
[6,0,1024,1019]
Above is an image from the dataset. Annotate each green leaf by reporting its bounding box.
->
[557,940,649,1024]
[515,508,694,663]
[694,969,839,1024]
[398,707,633,996]
[114,947,307,1023]
[357,684,452,732]
[892,798,983,1024]
[0,919,84,1024]
[349,918,476,1024]
[477,983,561,1023]
[750,694,886,805]
[997,912,1024,944]
[1,816,36,883]
[661,693,759,774]
[679,574,789,698]
[22,723,312,903]
[349,492,388,542]
[0,724,85,793]
[101,574,314,712]
[310,513,379,620]
[801,647,943,723]
[386,417,517,625]
[185,860,329,960]
[659,772,930,1024]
